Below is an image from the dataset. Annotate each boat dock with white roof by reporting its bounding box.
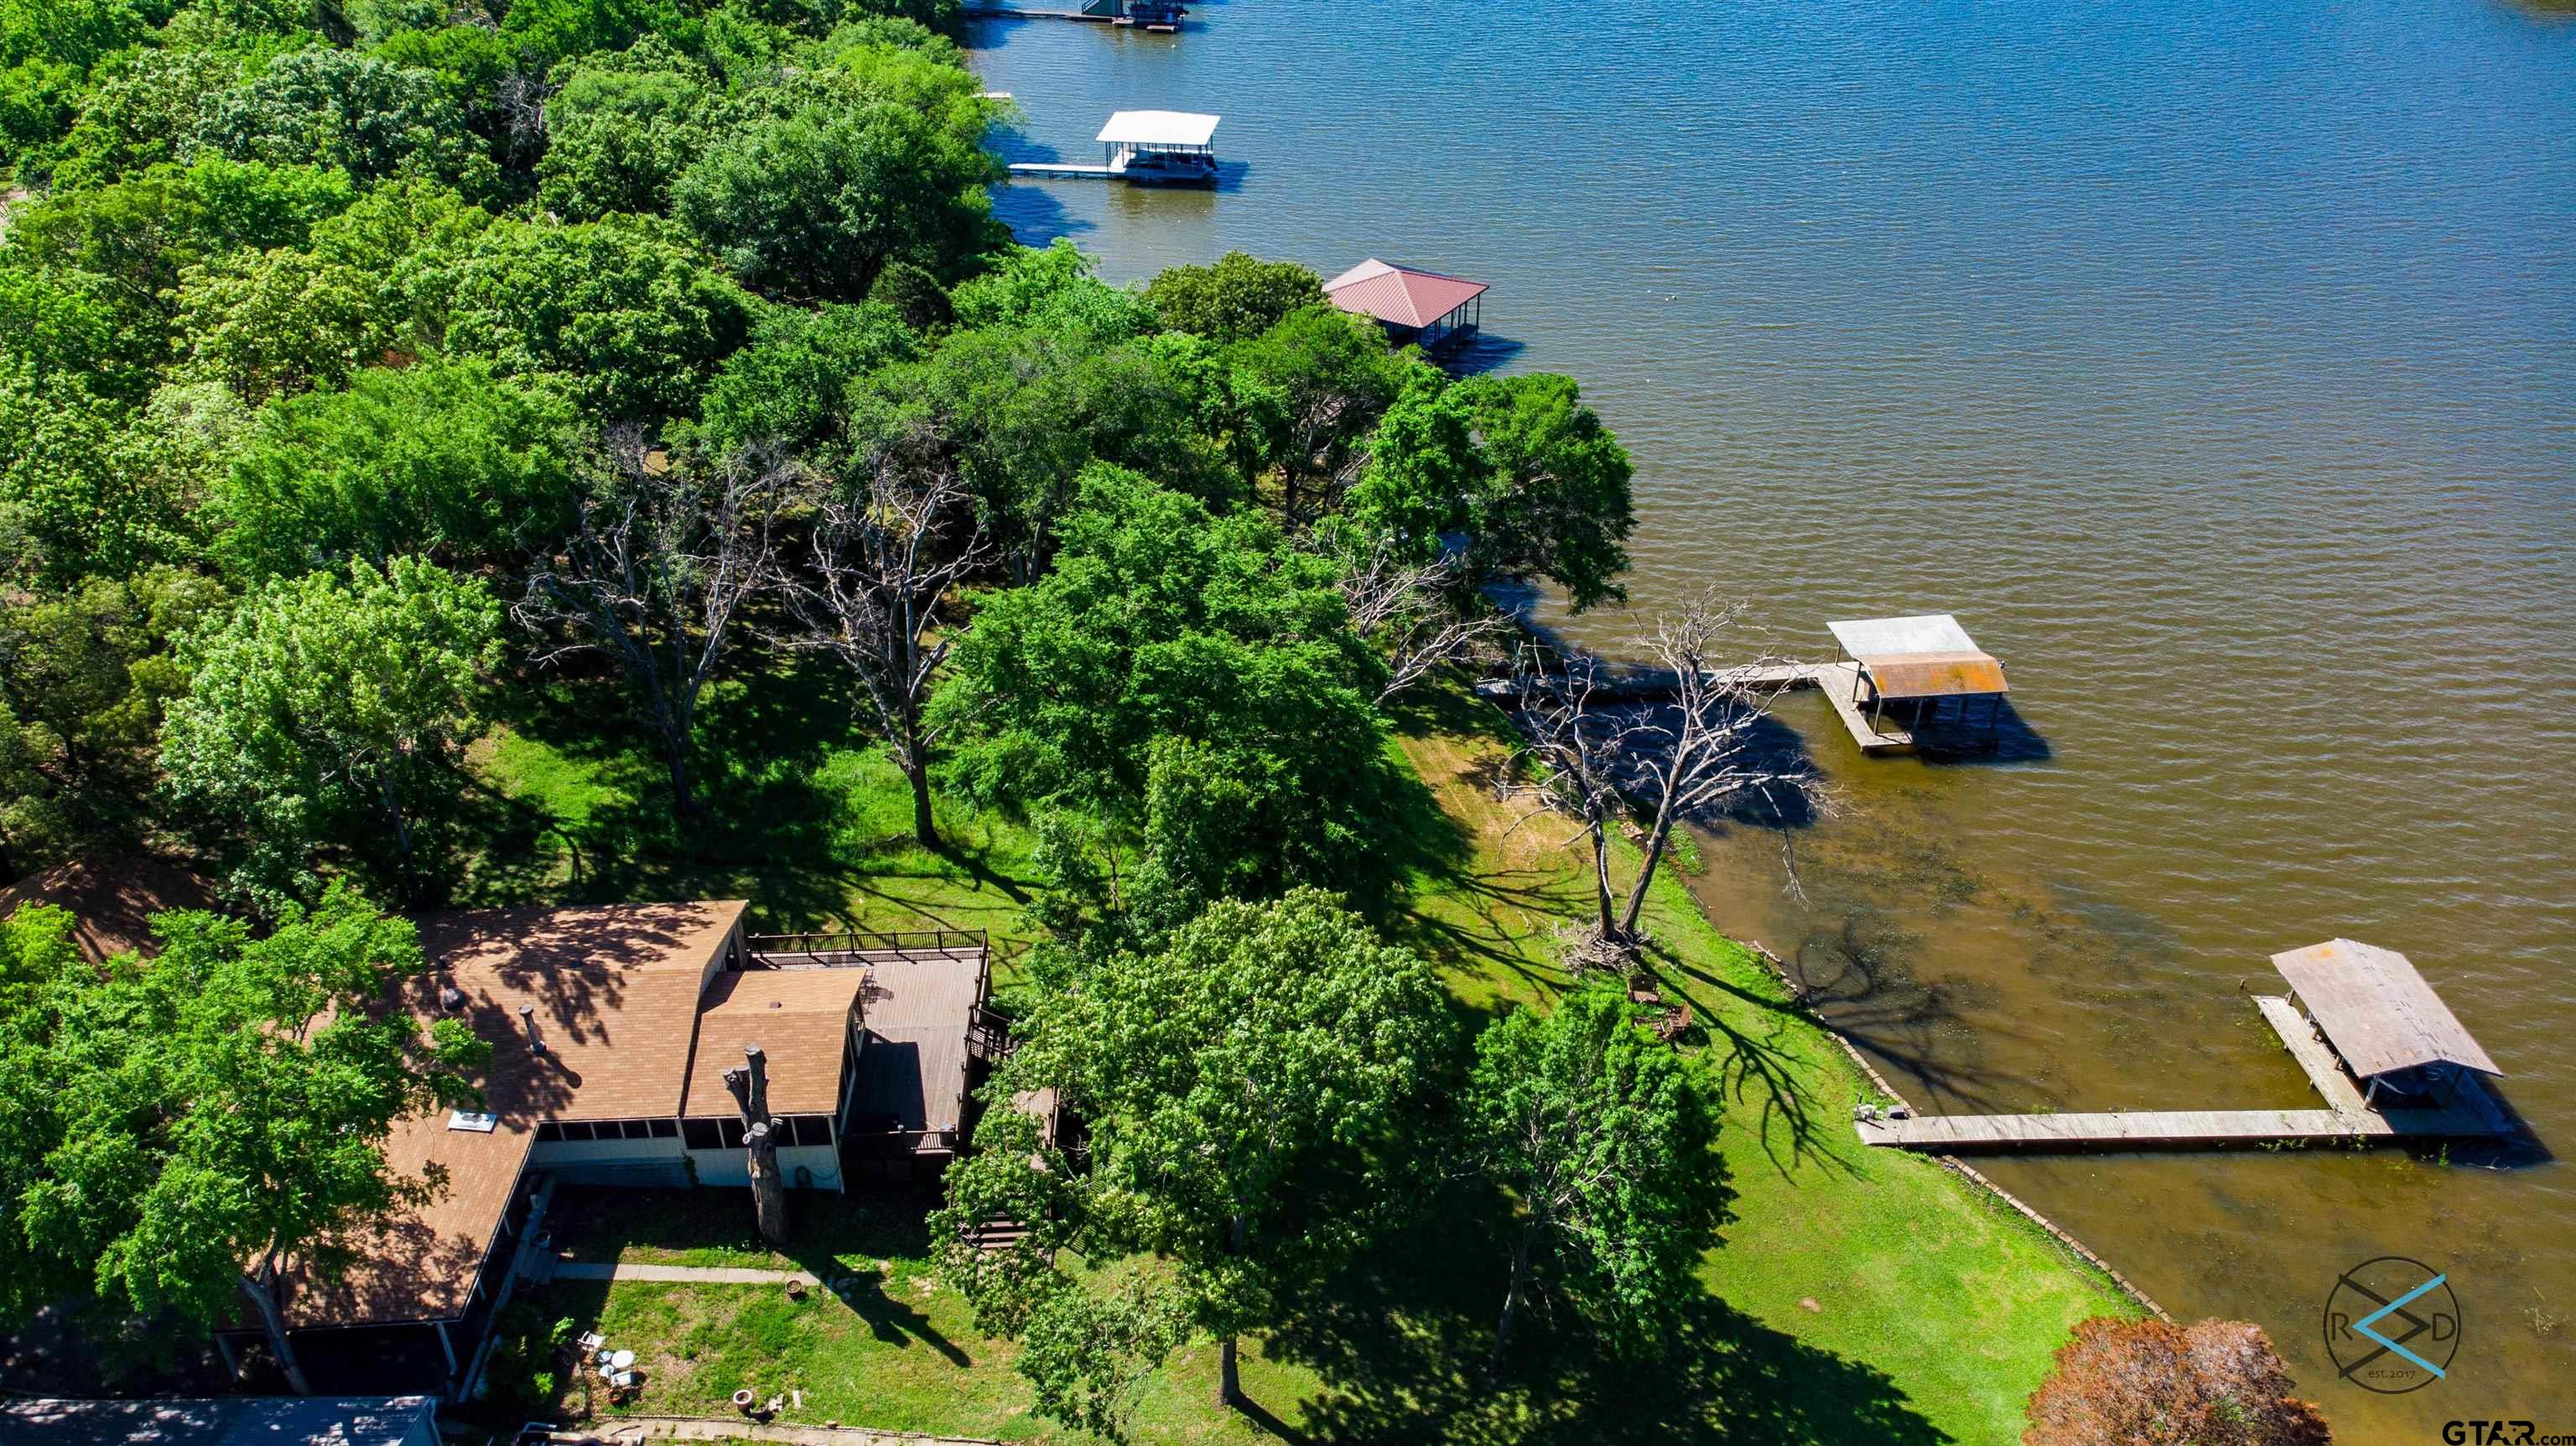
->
[1005,111,1220,185]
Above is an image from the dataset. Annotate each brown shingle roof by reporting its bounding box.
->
[275,901,746,1328]
[0,853,220,961]
[680,970,865,1119]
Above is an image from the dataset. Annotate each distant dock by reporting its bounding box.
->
[963,0,1184,29]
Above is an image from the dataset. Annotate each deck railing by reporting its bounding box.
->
[746,927,989,965]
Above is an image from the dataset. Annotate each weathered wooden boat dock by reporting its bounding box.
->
[1857,940,2510,1153]
[1479,660,1911,754]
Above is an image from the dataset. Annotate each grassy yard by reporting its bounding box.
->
[470,674,2131,1443]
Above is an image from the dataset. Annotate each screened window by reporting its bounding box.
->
[788,1116,832,1147]
[647,1118,678,1138]
[719,1117,746,1149]
[682,1118,723,1150]
[558,1121,596,1142]
[535,1121,564,1143]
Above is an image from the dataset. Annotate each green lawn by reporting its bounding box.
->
[471,675,2129,1443]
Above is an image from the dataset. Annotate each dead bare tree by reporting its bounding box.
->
[1340,544,1509,704]
[516,432,788,821]
[1515,588,1823,970]
[723,1045,790,1246]
[772,429,993,850]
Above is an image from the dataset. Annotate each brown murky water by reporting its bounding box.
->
[970,0,2576,1432]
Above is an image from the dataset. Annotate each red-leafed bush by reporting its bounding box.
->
[2025,1316,2333,1445]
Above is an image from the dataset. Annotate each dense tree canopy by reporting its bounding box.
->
[196,46,496,192]
[1143,251,1324,344]
[159,556,501,904]
[937,889,1447,1428]
[0,884,487,1393]
[935,469,1394,916]
[0,568,222,876]
[0,3,1665,1423]
[668,56,1002,301]
[418,214,756,420]
[206,358,579,579]
[1466,988,1732,1371]
[536,38,717,221]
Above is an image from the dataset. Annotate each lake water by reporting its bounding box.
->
[966,0,2576,1433]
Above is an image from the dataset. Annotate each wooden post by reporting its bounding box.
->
[724,1047,790,1246]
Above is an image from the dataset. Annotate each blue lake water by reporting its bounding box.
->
[969,0,2576,1432]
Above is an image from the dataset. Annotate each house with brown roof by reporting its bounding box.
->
[216,905,998,1399]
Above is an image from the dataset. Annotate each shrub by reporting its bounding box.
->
[2024,1316,2331,1446]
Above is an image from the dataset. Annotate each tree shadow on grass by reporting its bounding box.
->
[1265,1180,1951,1446]
[545,1188,974,1366]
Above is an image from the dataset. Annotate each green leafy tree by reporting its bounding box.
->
[0,0,148,162]
[1,157,358,373]
[366,23,520,158]
[937,889,1446,1426]
[693,298,917,457]
[1338,366,1483,558]
[857,323,1223,578]
[670,65,1003,301]
[535,38,718,221]
[1219,304,1405,520]
[498,0,675,78]
[44,42,263,190]
[0,263,127,393]
[0,568,226,878]
[934,468,1391,918]
[169,247,391,404]
[197,46,496,191]
[951,239,1154,338]
[307,174,496,276]
[1465,988,1732,1375]
[1456,372,1635,611]
[0,364,200,585]
[160,557,503,905]
[207,359,579,580]
[0,883,489,1395]
[1145,252,1324,344]
[420,214,756,420]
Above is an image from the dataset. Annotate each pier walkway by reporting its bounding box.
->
[1857,991,2507,1152]
[1479,660,1913,755]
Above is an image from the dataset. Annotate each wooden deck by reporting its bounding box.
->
[1807,659,1914,754]
[1856,994,2509,1152]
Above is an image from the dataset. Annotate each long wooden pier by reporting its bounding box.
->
[1005,161,1121,179]
[1856,994,2508,1152]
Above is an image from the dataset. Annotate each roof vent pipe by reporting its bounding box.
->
[517,1004,545,1053]
[439,985,464,1012]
